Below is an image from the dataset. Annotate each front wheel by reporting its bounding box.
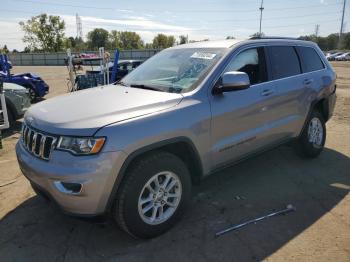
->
[113,151,191,239]
[295,110,326,158]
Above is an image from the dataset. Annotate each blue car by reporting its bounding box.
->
[0,55,49,102]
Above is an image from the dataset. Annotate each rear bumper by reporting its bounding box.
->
[16,141,127,215]
[326,89,337,120]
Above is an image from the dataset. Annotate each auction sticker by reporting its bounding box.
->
[191,52,216,60]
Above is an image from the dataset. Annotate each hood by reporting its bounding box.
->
[25,85,183,136]
[3,82,27,91]
[13,72,41,79]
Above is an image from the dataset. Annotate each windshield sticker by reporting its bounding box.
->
[191,52,216,60]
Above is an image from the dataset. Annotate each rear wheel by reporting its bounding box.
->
[295,110,326,158]
[113,151,191,239]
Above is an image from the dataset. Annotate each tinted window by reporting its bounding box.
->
[225,47,267,85]
[268,46,301,79]
[297,46,324,72]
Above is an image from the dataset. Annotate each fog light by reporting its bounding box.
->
[54,181,82,195]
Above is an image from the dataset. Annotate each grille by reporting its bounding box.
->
[21,123,57,160]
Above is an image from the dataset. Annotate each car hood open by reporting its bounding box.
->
[25,85,183,136]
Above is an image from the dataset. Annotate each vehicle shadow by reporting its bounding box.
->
[1,120,22,139]
[1,98,45,139]
[0,146,349,261]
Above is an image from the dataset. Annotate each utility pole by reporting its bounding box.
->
[315,24,320,37]
[259,0,264,36]
[339,0,347,48]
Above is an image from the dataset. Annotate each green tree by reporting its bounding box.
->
[250,32,265,38]
[87,28,110,50]
[145,43,154,49]
[19,13,65,52]
[63,36,76,49]
[298,33,346,51]
[0,45,9,54]
[167,35,176,47]
[179,35,188,45]
[152,34,175,49]
[110,31,144,49]
[342,32,350,50]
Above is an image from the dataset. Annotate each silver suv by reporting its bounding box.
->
[16,38,336,238]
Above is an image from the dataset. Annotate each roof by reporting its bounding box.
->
[169,37,316,50]
[170,39,240,49]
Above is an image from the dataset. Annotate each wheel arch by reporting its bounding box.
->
[105,137,203,212]
[299,96,330,137]
[4,97,18,119]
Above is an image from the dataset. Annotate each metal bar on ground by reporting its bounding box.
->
[215,204,296,237]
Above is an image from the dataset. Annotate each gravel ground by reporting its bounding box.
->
[0,63,349,262]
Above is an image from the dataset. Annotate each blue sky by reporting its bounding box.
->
[0,0,348,50]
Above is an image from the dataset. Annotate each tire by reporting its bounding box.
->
[7,109,15,129]
[295,110,326,158]
[23,85,37,103]
[28,88,37,103]
[113,151,191,239]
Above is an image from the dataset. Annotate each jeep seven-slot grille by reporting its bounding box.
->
[21,123,57,160]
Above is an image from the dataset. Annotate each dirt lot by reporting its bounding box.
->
[0,63,349,261]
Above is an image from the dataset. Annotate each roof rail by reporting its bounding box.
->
[249,36,300,40]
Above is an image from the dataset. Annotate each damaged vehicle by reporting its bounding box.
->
[0,82,31,129]
[16,38,336,238]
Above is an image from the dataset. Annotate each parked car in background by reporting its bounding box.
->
[326,52,343,61]
[0,54,49,102]
[335,52,350,61]
[0,82,31,129]
[86,59,144,81]
[16,38,336,239]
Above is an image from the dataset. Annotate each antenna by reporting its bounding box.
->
[76,13,83,40]
[259,0,264,36]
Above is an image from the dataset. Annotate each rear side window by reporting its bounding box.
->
[268,46,301,80]
[297,46,325,73]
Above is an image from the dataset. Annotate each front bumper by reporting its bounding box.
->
[16,141,127,215]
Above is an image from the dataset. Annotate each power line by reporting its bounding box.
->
[206,11,343,22]
[10,0,343,13]
[0,8,343,23]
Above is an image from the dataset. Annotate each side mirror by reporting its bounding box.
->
[213,71,250,95]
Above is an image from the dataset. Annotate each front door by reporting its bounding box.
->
[209,46,278,169]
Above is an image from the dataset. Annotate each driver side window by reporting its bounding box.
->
[224,47,268,85]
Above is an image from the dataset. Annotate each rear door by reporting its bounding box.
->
[265,45,306,138]
[295,45,328,126]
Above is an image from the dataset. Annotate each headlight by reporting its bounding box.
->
[57,136,105,155]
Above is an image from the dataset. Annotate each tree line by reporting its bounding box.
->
[1,13,350,53]
[14,14,189,52]
[298,33,350,51]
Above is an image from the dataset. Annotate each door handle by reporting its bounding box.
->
[261,89,274,96]
[303,79,313,86]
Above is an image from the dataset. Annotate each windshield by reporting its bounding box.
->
[120,48,227,93]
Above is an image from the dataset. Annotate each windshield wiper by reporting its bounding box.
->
[129,84,164,92]
[115,81,129,87]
